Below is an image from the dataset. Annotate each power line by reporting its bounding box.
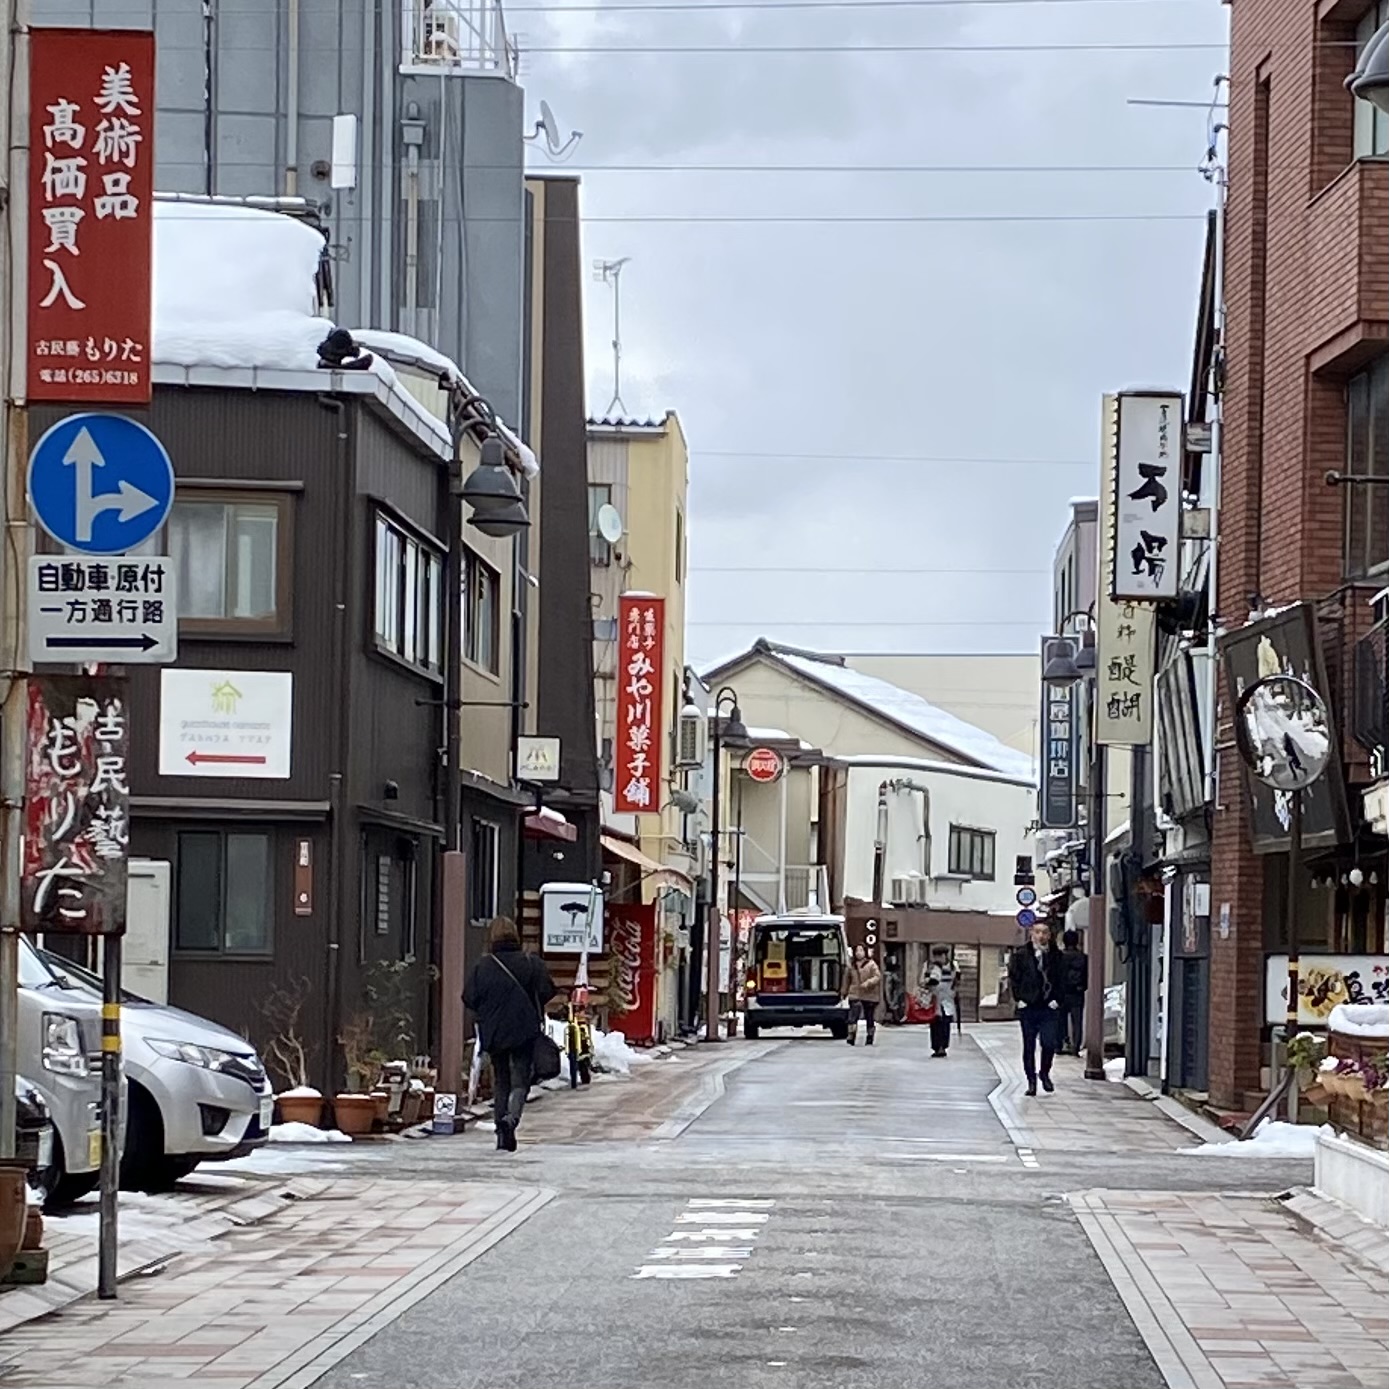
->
[687,618,1048,626]
[547,212,1206,223]
[512,0,1212,10]
[695,449,1093,463]
[533,161,1207,174]
[691,566,1051,574]
[523,40,1225,52]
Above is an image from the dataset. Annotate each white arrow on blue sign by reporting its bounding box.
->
[1016,908,1037,929]
[27,413,174,556]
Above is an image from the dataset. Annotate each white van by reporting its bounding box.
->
[742,909,851,1039]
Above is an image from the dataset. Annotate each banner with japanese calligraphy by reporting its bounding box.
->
[614,594,666,814]
[23,676,129,936]
[28,28,154,403]
[1097,400,1156,745]
[606,903,658,1045]
[1111,391,1183,602]
[1039,635,1078,828]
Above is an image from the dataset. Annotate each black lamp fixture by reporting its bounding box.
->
[1348,19,1389,114]
[459,433,529,538]
[1043,608,1097,688]
[721,700,749,745]
[1042,641,1084,689]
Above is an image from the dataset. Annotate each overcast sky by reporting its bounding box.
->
[516,0,1228,668]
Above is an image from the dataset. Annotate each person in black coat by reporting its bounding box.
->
[1058,929,1089,1056]
[1007,921,1066,1096]
[463,916,556,1151]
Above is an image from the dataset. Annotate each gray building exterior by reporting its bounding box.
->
[35,0,527,427]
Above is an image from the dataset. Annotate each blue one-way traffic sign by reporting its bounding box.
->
[27,413,174,555]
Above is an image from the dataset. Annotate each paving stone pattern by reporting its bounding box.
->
[0,1179,551,1389]
[1074,1189,1389,1389]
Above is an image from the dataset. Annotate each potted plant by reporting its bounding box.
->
[335,1014,384,1137]
[260,978,323,1128]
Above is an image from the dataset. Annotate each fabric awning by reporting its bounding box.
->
[524,806,576,842]
[600,833,694,893]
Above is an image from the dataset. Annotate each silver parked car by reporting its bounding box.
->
[28,941,274,1191]
[17,936,109,1207]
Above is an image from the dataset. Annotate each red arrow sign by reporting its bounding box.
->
[185,750,267,767]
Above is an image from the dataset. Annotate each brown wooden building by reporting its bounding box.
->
[31,369,527,1089]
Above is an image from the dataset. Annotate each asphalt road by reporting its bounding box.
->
[310,1030,1313,1389]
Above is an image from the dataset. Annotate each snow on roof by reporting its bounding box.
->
[832,753,1036,790]
[771,650,1037,780]
[350,328,538,478]
[151,201,536,473]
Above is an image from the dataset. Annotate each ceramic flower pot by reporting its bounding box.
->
[22,1205,42,1251]
[332,1094,377,1137]
[275,1092,324,1128]
[370,1092,390,1124]
[0,1160,28,1280]
[400,1092,423,1125]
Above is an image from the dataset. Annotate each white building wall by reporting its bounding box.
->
[840,760,1036,913]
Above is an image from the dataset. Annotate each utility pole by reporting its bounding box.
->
[0,0,31,1166]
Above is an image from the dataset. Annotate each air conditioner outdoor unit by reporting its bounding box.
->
[676,702,706,768]
[889,875,912,904]
[909,876,929,905]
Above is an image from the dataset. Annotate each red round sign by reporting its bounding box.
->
[743,747,785,783]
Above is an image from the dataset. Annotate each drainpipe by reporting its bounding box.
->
[404,139,420,337]
[284,0,299,195]
[322,398,352,1091]
[777,772,788,912]
[870,781,889,906]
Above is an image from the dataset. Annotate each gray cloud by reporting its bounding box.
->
[518,0,1228,665]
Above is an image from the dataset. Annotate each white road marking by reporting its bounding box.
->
[892,1153,1011,1164]
[688,1198,775,1208]
[676,1210,770,1224]
[663,1228,763,1241]
[634,1199,777,1280]
[644,1246,753,1260]
[1018,1147,1040,1169]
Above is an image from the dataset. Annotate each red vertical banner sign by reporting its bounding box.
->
[27,28,155,403]
[613,594,665,814]
[22,676,130,936]
[606,903,657,1044]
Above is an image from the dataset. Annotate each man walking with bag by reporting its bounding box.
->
[464,916,557,1150]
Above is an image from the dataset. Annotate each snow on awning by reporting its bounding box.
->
[524,806,576,842]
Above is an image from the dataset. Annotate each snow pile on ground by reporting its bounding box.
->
[1186,1119,1329,1159]
[593,1029,656,1076]
[268,1122,351,1144]
[45,1189,235,1245]
[1104,1057,1126,1082]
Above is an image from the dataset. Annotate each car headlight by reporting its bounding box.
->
[42,1014,90,1077]
[147,1039,246,1073]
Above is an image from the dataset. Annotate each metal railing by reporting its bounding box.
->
[401,0,518,77]
[1352,620,1387,768]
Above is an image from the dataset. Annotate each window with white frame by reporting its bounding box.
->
[948,825,996,880]
[373,512,443,674]
[1356,1,1389,157]
[463,548,500,674]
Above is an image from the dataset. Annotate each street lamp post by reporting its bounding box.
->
[1042,609,1107,1080]
[706,688,747,1042]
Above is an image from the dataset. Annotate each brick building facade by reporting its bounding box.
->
[1212,0,1389,1109]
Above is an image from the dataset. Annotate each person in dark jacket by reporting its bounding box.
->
[1007,921,1065,1096]
[1058,929,1088,1056]
[463,916,556,1151]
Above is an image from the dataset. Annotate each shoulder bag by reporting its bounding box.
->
[492,954,564,1083]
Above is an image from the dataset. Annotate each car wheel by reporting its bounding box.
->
[120,1082,184,1192]
[42,1133,99,1209]
[743,1020,759,1039]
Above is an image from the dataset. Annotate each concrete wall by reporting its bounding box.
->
[35,0,526,425]
[839,760,1035,911]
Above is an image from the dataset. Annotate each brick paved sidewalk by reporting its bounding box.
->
[1073,1189,1389,1389]
[0,1178,552,1389]
[971,1023,1227,1155]
[0,1180,291,1337]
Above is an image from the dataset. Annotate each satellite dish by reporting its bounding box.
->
[524,100,583,161]
[540,101,561,150]
[596,503,623,545]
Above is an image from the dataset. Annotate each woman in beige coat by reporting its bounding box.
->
[842,944,883,1046]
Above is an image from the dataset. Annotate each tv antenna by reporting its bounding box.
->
[524,100,582,162]
[593,256,630,417]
